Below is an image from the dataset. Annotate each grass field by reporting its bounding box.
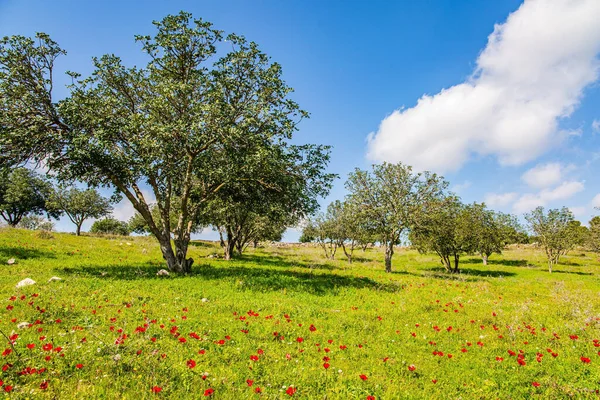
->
[0,227,599,399]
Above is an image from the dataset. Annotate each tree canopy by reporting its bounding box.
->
[0,12,333,272]
[46,186,112,235]
[0,167,54,226]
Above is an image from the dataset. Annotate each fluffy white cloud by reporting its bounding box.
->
[451,180,472,193]
[521,162,575,188]
[591,193,600,208]
[112,189,156,221]
[484,192,518,208]
[513,181,584,213]
[593,119,600,133]
[367,0,600,172]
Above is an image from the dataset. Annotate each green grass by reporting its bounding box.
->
[0,227,599,399]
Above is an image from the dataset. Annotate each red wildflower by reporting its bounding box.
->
[2,349,11,357]
[580,357,591,363]
[204,388,214,396]
[367,396,376,400]
[42,343,53,351]
[408,364,416,371]
[296,337,304,343]
[255,387,262,393]
[286,387,297,396]
[250,355,259,361]
[76,364,83,369]
[3,386,12,392]
[359,374,368,381]
[151,386,162,393]
[532,382,540,387]
[247,379,254,386]
[323,362,330,369]
[187,359,196,369]
[309,325,316,332]
[40,381,48,390]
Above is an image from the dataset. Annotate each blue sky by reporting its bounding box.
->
[2,0,600,241]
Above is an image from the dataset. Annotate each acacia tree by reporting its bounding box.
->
[46,186,112,235]
[345,162,447,272]
[525,207,578,273]
[0,13,332,273]
[0,167,53,226]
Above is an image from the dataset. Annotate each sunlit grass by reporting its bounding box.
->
[0,227,599,399]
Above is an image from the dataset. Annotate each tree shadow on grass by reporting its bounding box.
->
[552,269,594,276]
[234,253,339,271]
[462,258,529,267]
[56,262,403,295]
[0,245,56,261]
[423,267,517,279]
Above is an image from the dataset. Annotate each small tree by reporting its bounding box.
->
[0,167,53,226]
[18,215,54,231]
[90,217,131,236]
[346,162,447,272]
[525,207,578,272]
[301,214,338,260]
[46,186,112,235]
[588,216,600,252]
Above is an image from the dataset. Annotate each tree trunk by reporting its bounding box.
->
[453,254,460,273]
[223,239,236,261]
[384,241,394,273]
[157,235,193,273]
[253,240,258,249]
[76,223,82,236]
[548,259,553,273]
[482,253,488,266]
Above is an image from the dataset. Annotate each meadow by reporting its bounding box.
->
[0,228,599,399]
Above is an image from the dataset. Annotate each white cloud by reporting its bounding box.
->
[513,180,585,213]
[591,193,600,208]
[593,119,600,133]
[484,192,518,208]
[112,189,156,222]
[451,180,472,193]
[367,0,600,172]
[568,206,586,218]
[521,162,575,188]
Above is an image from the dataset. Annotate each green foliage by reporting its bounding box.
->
[345,162,448,272]
[0,12,333,273]
[90,217,131,236]
[46,186,112,235]
[525,207,579,272]
[0,167,53,226]
[587,216,600,252]
[17,215,54,231]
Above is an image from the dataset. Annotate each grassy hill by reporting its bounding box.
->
[0,228,599,399]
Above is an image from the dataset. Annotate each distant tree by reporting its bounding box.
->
[46,186,112,235]
[568,220,589,248]
[467,205,523,265]
[410,196,475,273]
[0,13,333,273]
[17,215,54,231]
[345,162,448,272]
[0,167,53,226]
[588,216,600,252]
[525,207,578,272]
[90,217,130,236]
[301,214,338,260]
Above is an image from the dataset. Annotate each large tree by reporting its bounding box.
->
[0,167,53,226]
[525,207,578,273]
[345,162,448,272]
[46,186,112,235]
[0,13,332,272]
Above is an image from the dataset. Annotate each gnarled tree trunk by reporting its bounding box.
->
[384,241,394,273]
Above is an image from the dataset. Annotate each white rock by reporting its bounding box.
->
[17,322,30,329]
[156,269,170,276]
[48,276,62,282]
[201,298,209,303]
[7,258,16,265]
[16,278,36,288]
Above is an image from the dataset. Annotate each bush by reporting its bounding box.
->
[90,218,130,236]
